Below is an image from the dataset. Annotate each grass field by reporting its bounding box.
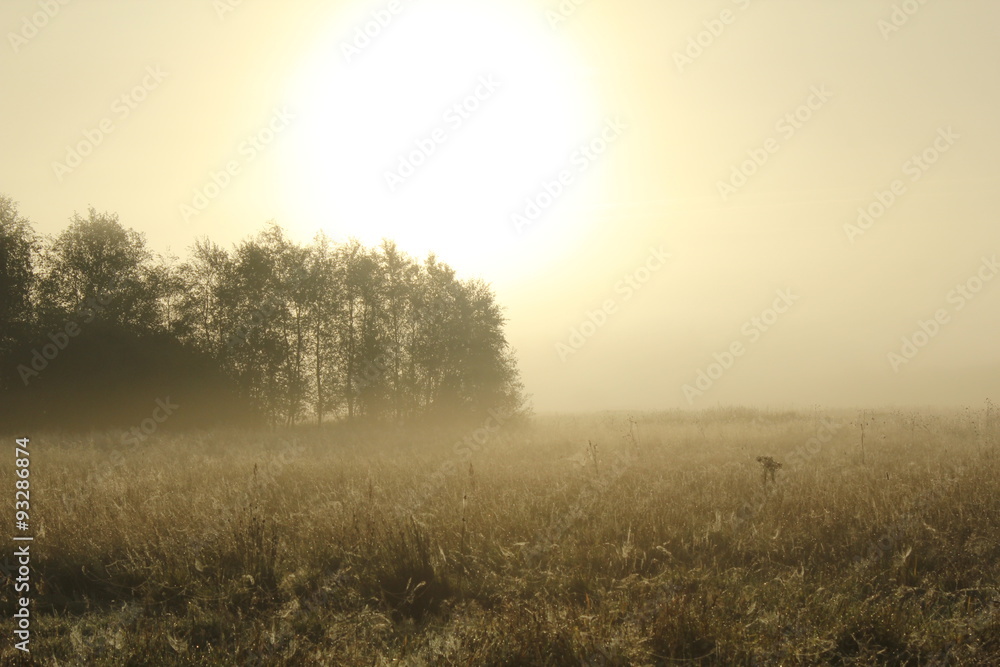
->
[2,405,999,665]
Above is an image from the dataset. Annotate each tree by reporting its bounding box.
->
[304,232,343,425]
[460,279,524,414]
[257,224,311,425]
[1,198,528,428]
[149,249,185,334]
[0,196,38,382]
[377,240,420,420]
[216,232,287,425]
[174,238,231,352]
[37,207,162,332]
[412,254,464,413]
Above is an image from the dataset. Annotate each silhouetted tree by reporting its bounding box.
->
[217,232,287,425]
[377,240,420,420]
[0,196,37,372]
[36,208,162,332]
[304,231,343,425]
[174,237,230,353]
[0,196,527,430]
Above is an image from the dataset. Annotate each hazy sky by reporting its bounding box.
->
[2,0,998,411]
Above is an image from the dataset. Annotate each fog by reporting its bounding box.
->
[2,0,997,413]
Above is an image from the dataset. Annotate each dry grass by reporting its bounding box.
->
[2,406,999,665]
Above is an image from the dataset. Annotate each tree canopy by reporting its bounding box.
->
[0,197,526,430]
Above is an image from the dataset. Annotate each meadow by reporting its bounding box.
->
[2,405,998,665]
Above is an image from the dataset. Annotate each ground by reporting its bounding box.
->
[1,406,998,665]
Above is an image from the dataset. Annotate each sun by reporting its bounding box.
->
[277,0,603,278]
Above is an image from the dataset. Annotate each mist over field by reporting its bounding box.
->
[1,0,999,665]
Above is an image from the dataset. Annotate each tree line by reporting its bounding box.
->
[0,195,525,430]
